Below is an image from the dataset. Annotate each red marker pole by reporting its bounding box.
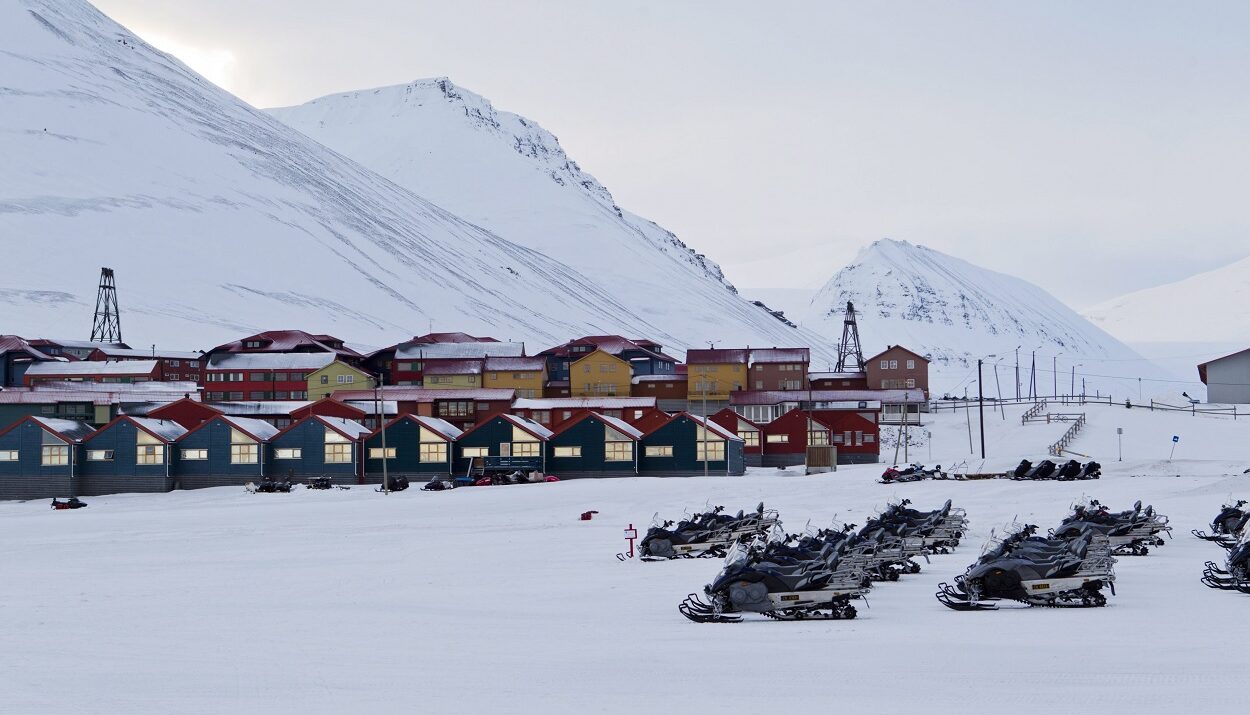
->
[624,523,638,559]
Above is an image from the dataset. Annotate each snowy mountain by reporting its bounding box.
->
[267,80,829,356]
[803,240,1161,395]
[1084,254,1250,344]
[0,0,828,359]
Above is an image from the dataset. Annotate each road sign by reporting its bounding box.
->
[1117,428,1123,435]
[1172,435,1180,443]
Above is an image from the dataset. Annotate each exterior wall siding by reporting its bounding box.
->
[638,416,741,476]
[1206,354,1250,404]
[687,364,746,400]
[569,351,631,398]
[363,419,454,480]
[308,363,376,401]
[546,416,637,476]
[268,421,360,485]
[80,422,175,496]
[174,418,267,489]
[0,421,79,500]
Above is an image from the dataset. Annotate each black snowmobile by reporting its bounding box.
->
[50,497,87,510]
[378,476,410,492]
[253,479,293,493]
[1192,500,1247,546]
[679,542,867,622]
[640,504,777,561]
[1201,523,1250,594]
[1051,500,1170,556]
[937,525,1114,610]
[422,479,457,491]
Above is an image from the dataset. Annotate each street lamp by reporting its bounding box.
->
[1052,353,1062,399]
[1070,363,1083,402]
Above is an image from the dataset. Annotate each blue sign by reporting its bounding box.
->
[1172,435,1180,443]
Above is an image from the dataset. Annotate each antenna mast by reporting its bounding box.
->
[90,267,122,343]
[834,301,865,372]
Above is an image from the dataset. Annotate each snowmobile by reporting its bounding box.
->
[1021,459,1058,480]
[639,503,779,561]
[422,479,457,491]
[1192,500,1247,546]
[1054,460,1082,480]
[679,541,868,622]
[880,464,946,483]
[1201,520,1250,593]
[937,524,1114,610]
[377,476,410,492]
[50,497,87,510]
[249,479,293,493]
[1051,499,1170,555]
[861,499,967,554]
[1010,459,1033,479]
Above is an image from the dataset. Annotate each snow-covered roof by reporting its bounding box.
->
[483,356,547,371]
[0,384,199,406]
[423,359,484,375]
[333,387,515,403]
[539,336,675,363]
[91,347,204,360]
[343,400,397,415]
[686,348,750,365]
[218,416,281,442]
[808,372,867,380]
[410,415,463,440]
[0,335,56,361]
[749,348,810,365]
[29,380,201,396]
[513,397,656,410]
[499,413,553,440]
[396,342,524,360]
[35,339,129,351]
[26,360,159,376]
[729,389,924,405]
[686,414,743,442]
[29,417,96,442]
[127,417,188,442]
[594,413,643,440]
[213,401,313,416]
[207,352,337,371]
[317,416,371,439]
[211,331,362,359]
[631,374,685,384]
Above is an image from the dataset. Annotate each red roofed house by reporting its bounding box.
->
[23,359,162,386]
[208,330,363,364]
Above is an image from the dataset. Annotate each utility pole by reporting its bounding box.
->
[375,378,388,493]
[1015,346,1020,401]
[701,379,710,477]
[977,359,985,459]
[994,360,1005,420]
[90,267,123,343]
[1029,351,1037,402]
[1052,354,1060,399]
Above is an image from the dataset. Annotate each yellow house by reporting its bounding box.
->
[685,349,748,400]
[483,356,547,399]
[422,359,483,390]
[307,361,377,400]
[569,349,631,397]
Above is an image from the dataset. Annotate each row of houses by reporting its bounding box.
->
[0,408,749,500]
[0,332,931,415]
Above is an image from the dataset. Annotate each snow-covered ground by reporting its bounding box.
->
[4,403,1248,713]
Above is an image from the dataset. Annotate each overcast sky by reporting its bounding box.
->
[95,0,1250,310]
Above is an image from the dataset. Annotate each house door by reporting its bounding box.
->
[499,443,511,457]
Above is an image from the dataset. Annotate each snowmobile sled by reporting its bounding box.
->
[1192,500,1247,545]
[1201,527,1250,593]
[50,497,87,510]
[250,479,293,493]
[378,476,410,492]
[422,479,457,491]
[640,503,778,561]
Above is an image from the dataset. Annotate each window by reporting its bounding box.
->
[339,375,354,384]
[181,449,207,460]
[290,373,306,382]
[833,433,844,444]
[0,449,19,461]
[766,434,790,444]
[533,410,551,424]
[554,446,581,458]
[41,405,56,415]
[136,445,165,465]
[169,360,181,368]
[864,434,876,444]
[369,447,397,459]
[906,378,916,388]
[325,443,353,463]
[511,441,540,457]
[166,374,181,381]
[243,340,263,348]
[419,443,447,462]
[274,448,302,460]
[290,392,307,400]
[188,361,200,368]
[273,372,288,382]
[231,444,258,464]
[476,403,489,411]
[889,360,898,370]
[249,392,269,400]
[880,360,889,370]
[782,380,802,390]
[696,441,725,461]
[808,430,830,446]
[604,442,632,461]
[440,401,472,417]
[250,372,270,381]
[321,375,330,385]
[906,359,915,370]
[755,380,763,389]
[742,432,759,448]
[645,445,673,457]
[633,410,644,420]
[274,391,289,400]
[490,373,498,381]
[461,447,488,458]
[428,376,449,384]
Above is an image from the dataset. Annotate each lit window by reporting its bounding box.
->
[461,447,488,458]
[368,447,397,459]
[419,443,447,462]
[604,442,632,461]
[906,378,916,388]
[512,441,540,457]
[230,444,258,464]
[0,450,18,461]
[906,360,915,370]
[742,432,759,448]
[808,431,830,446]
[324,443,353,463]
[766,434,789,444]
[181,449,207,460]
[136,445,165,465]
[696,441,725,461]
[554,446,581,458]
[644,446,673,457]
[880,360,889,370]
[274,448,302,460]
